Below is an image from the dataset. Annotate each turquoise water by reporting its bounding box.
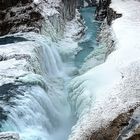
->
[75,7,100,68]
[0,36,28,45]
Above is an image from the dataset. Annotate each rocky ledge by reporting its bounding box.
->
[95,0,122,25]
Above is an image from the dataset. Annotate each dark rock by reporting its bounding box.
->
[76,0,84,9]
[88,106,140,140]
[62,0,76,20]
[29,11,42,21]
[107,8,122,25]
[116,107,140,140]
[0,0,43,36]
[0,107,7,121]
[0,0,33,10]
[0,11,6,20]
[0,83,20,102]
[21,0,33,5]
[8,54,31,61]
[85,0,97,7]
[0,83,22,127]
[0,0,78,36]
[128,134,140,140]
[0,21,12,36]
[0,36,28,45]
[95,0,122,25]
[90,109,135,140]
[95,0,111,21]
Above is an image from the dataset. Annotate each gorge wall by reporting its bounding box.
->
[1,0,139,140]
[0,0,78,139]
[0,0,77,37]
[88,0,140,140]
[95,0,122,25]
[0,0,43,36]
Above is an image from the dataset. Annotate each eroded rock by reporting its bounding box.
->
[90,109,134,140]
[0,132,19,140]
[95,0,122,25]
[0,0,43,36]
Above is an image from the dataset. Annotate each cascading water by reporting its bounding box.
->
[0,6,100,140]
[0,33,75,140]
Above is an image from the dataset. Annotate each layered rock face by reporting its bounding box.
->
[90,109,136,140]
[0,0,77,37]
[41,0,77,39]
[62,0,76,20]
[95,0,111,20]
[0,0,43,36]
[95,0,122,25]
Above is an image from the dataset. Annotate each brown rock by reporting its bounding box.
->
[128,134,140,140]
[90,109,134,140]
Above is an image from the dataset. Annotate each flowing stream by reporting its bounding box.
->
[75,7,100,68]
[0,7,99,140]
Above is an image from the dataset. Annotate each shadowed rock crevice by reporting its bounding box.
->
[95,0,122,25]
[0,0,43,36]
[62,0,76,20]
[106,8,122,25]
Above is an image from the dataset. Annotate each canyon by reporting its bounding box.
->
[0,0,140,140]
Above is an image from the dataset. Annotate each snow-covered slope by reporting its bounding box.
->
[68,0,140,139]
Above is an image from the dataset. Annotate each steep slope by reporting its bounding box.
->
[0,0,79,140]
[68,0,140,140]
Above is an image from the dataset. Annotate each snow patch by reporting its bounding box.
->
[68,0,140,139]
[58,10,85,61]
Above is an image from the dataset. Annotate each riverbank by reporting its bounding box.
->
[68,0,140,140]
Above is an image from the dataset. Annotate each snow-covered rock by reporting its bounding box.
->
[68,0,140,139]
[0,0,43,36]
[0,132,19,140]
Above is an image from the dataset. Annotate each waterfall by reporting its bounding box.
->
[0,4,101,140]
[0,33,74,140]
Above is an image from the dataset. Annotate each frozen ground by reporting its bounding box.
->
[68,0,140,139]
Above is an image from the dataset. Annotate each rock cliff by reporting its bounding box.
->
[0,0,43,36]
[89,0,140,140]
[0,0,77,37]
[95,0,122,25]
